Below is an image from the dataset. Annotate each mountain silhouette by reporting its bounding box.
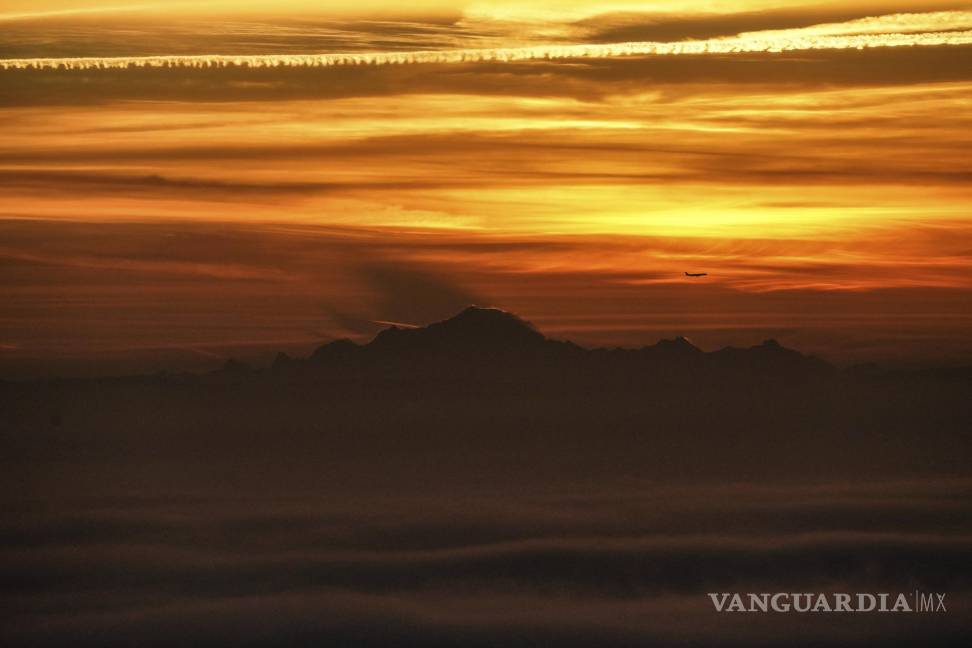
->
[290,305,829,381]
[1,304,970,492]
[368,306,548,354]
[309,338,360,365]
[710,338,833,375]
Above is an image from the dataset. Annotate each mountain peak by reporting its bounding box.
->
[644,335,703,357]
[369,305,545,353]
[451,305,536,327]
[659,335,700,349]
[440,305,543,338]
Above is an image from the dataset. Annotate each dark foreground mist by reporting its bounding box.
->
[2,308,971,645]
[3,482,972,647]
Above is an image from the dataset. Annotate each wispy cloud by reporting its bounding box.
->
[3,13,972,70]
[738,10,972,38]
[0,3,158,23]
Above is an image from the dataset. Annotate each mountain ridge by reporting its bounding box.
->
[263,305,834,381]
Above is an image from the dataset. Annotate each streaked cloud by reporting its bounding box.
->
[4,14,972,69]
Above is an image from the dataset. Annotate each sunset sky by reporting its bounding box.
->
[2,0,971,376]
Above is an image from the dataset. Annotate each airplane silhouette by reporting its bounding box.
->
[684,272,708,277]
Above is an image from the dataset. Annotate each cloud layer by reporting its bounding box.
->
[3,19,972,70]
[2,480,971,646]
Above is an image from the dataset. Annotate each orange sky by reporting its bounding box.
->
[1,1,971,375]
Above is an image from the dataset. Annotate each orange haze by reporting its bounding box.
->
[1,1,971,375]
